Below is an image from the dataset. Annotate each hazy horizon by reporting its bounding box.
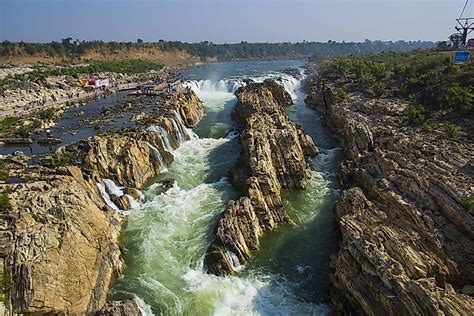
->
[1,0,473,43]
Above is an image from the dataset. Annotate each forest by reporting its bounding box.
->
[0,38,436,61]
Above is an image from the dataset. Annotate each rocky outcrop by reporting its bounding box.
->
[96,299,142,315]
[5,165,123,314]
[306,83,474,314]
[205,80,318,276]
[0,90,203,314]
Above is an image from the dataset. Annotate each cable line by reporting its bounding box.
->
[460,0,469,18]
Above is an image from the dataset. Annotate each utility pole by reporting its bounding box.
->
[455,18,474,46]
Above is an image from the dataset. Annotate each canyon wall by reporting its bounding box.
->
[205,80,318,276]
[306,80,474,315]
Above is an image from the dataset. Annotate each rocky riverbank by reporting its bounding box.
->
[306,77,474,314]
[0,90,203,314]
[0,64,183,120]
[205,80,318,276]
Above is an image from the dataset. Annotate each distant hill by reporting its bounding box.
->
[0,39,436,64]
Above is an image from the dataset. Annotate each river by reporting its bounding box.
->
[110,60,343,315]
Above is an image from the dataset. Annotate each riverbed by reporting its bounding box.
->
[111,60,343,315]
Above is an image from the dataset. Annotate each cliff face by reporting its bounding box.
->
[306,82,474,314]
[205,80,318,276]
[1,91,203,314]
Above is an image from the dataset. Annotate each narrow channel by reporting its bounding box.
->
[111,60,342,315]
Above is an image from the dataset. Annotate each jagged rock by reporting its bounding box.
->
[123,187,141,200]
[66,91,204,189]
[96,300,141,315]
[204,197,261,275]
[160,179,175,193]
[5,166,123,313]
[306,83,474,314]
[205,80,318,276]
[1,90,205,314]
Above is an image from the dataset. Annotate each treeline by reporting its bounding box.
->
[319,51,473,118]
[0,38,436,61]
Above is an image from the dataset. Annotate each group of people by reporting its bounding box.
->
[165,80,193,94]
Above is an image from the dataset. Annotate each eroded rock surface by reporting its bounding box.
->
[306,82,474,315]
[0,90,203,313]
[205,80,318,276]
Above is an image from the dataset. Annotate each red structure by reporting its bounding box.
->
[468,38,474,48]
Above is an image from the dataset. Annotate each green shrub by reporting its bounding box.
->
[422,122,433,133]
[0,267,12,290]
[51,152,73,167]
[0,161,8,182]
[14,125,32,138]
[461,197,474,214]
[37,107,55,120]
[444,85,473,115]
[407,104,427,125]
[0,117,20,134]
[443,124,461,139]
[372,82,386,97]
[0,188,11,212]
[335,88,348,102]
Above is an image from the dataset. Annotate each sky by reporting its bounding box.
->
[0,0,473,43]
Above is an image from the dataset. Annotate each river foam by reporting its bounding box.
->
[113,61,339,315]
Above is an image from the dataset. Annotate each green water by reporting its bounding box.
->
[111,61,342,315]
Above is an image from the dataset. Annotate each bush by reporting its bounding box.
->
[335,88,348,102]
[0,188,11,212]
[461,196,474,214]
[407,104,427,125]
[444,85,473,115]
[51,152,73,167]
[0,161,8,182]
[372,82,386,97]
[37,107,55,120]
[14,125,32,138]
[0,117,20,134]
[443,124,461,139]
[422,122,433,133]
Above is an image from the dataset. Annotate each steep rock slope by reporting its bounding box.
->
[0,91,203,314]
[306,82,474,315]
[205,80,318,276]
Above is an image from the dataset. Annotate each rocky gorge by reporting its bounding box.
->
[204,80,318,276]
[0,90,203,314]
[305,76,474,314]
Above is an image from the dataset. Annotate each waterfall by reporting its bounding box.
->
[171,117,186,144]
[103,178,124,197]
[147,143,166,170]
[171,110,198,142]
[185,79,245,95]
[147,125,174,153]
[96,181,120,212]
[185,71,304,102]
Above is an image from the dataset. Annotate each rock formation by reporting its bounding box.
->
[205,80,318,276]
[96,299,142,315]
[0,91,203,313]
[306,80,474,314]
